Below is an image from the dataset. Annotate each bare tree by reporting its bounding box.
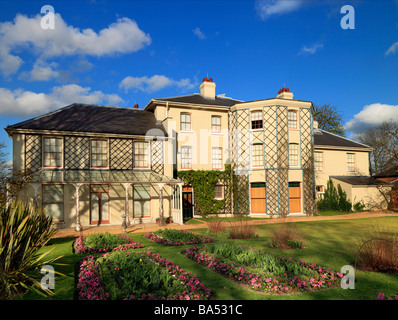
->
[356,120,398,175]
[0,142,31,204]
[313,104,346,137]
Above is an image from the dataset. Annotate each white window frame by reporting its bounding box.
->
[289,143,299,167]
[181,146,192,169]
[90,139,109,169]
[134,141,149,169]
[43,136,63,168]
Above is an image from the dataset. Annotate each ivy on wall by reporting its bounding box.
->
[177,164,232,217]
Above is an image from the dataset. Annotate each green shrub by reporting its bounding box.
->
[84,232,131,249]
[317,179,352,212]
[97,250,187,300]
[353,200,366,212]
[205,241,311,279]
[0,201,63,299]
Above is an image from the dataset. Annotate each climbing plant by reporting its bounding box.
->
[177,164,232,217]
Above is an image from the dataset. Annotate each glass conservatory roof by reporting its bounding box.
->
[28,170,182,185]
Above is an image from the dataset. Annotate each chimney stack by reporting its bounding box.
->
[200,76,216,99]
[276,87,293,100]
[313,116,319,129]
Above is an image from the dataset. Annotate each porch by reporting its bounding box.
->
[26,170,184,231]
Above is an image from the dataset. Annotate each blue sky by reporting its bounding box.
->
[1,0,398,162]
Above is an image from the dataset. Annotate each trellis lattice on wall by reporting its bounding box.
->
[110,138,133,170]
[64,136,90,170]
[151,140,164,175]
[300,108,315,215]
[229,104,315,217]
[25,134,42,172]
[263,106,278,215]
[230,109,250,215]
[276,106,289,216]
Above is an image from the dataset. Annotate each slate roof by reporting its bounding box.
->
[314,129,371,150]
[6,103,167,137]
[150,93,243,107]
[331,176,389,186]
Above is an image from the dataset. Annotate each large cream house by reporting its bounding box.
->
[5,78,381,230]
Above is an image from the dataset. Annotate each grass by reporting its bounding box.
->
[316,211,354,216]
[195,216,263,222]
[19,216,398,300]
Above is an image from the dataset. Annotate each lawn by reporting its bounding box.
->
[20,216,398,300]
[317,211,356,216]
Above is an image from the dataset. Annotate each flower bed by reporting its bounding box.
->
[74,232,143,254]
[77,249,211,300]
[185,243,344,295]
[378,293,398,300]
[144,228,212,246]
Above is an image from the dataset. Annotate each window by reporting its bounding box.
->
[251,111,263,129]
[347,153,355,172]
[289,143,299,167]
[91,139,108,168]
[43,137,62,167]
[212,147,222,170]
[181,146,192,169]
[134,141,149,168]
[180,113,191,131]
[214,185,224,199]
[252,143,263,167]
[133,185,150,218]
[314,152,323,172]
[316,185,325,194]
[288,110,297,129]
[171,185,181,210]
[211,116,221,133]
[42,185,64,222]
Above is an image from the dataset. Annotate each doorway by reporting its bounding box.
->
[250,182,266,213]
[289,182,301,213]
[182,185,193,220]
[90,184,110,225]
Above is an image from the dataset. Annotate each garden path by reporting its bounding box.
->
[53,211,398,238]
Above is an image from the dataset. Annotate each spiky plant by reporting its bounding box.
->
[0,200,65,299]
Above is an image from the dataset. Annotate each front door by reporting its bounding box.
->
[90,184,110,225]
[182,186,193,220]
[289,182,301,213]
[251,182,266,213]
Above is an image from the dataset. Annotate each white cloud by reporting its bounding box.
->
[255,0,303,20]
[385,41,398,56]
[119,75,195,93]
[0,84,123,117]
[19,60,59,81]
[345,103,398,133]
[193,27,206,40]
[0,13,151,76]
[299,43,324,55]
